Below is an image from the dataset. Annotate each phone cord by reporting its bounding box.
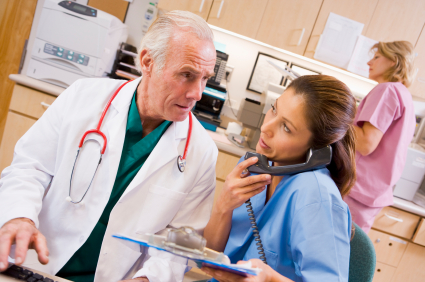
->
[245,199,267,265]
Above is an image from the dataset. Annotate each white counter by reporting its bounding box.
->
[9,74,425,218]
[9,74,65,96]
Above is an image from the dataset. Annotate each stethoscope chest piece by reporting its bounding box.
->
[177,155,186,173]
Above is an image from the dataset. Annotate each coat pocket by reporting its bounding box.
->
[135,185,188,234]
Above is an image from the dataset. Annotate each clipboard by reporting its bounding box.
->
[112,227,260,277]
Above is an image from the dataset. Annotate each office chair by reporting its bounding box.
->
[349,223,376,282]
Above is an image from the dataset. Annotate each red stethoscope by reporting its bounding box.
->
[66,80,193,204]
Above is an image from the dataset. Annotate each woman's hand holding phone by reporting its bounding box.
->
[215,157,271,215]
[204,157,271,251]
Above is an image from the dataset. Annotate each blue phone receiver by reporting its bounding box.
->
[244,146,332,176]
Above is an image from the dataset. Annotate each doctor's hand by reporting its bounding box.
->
[202,259,294,282]
[215,157,271,214]
[0,218,49,271]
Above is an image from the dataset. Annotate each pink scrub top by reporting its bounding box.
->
[349,82,416,207]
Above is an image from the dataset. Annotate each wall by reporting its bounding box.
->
[20,1,425,118]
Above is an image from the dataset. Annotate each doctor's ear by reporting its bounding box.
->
[139,49,154,77]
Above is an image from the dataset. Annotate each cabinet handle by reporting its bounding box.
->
[217,0,224,18]
[41,102,51,108]
[385,213,403,222]
[199,0,205,12]
[296,28,306,46]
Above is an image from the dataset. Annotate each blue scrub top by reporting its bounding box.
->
[223,158,352,282]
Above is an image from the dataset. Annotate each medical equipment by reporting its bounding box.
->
[192,83,227,132]
[27,0,128,88]
[66,81,193,204]
[243,145,333,264]
[141,2,158,35]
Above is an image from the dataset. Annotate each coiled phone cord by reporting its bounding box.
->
[245,199,267,265]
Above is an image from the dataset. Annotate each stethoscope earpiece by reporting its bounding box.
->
[66,196,72,202]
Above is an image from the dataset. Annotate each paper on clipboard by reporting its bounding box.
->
[112,233,261,277]
[347,35,378,77]
[314,13,364,68]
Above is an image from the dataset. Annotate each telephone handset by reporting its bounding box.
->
[242,145,332,265]
[244,146,332,176]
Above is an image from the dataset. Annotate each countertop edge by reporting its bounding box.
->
[392,197,425,218]
[9,74,65,97]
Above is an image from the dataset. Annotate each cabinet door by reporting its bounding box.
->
[303,0,379,58]
[372,262,396,282]
[391,243,425,282]
[207,0,268,38]
[409,28,425,99]
[368,229,408,267]
[412,218,425,246]
[364,0,425,44]
[255,0,323,55]
[157,0,213,20]
[372,206,420,240]
[9,85,56,119]
[0,112,36,172]
[216,150,240,181]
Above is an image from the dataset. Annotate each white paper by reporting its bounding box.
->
[347,35,378,77]
[314,13,364,68]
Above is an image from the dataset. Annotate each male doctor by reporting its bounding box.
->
[0,11,218,282]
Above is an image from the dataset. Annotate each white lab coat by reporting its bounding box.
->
[0,77,218,282]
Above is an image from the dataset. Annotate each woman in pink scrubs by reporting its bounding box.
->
[344,41,416,233]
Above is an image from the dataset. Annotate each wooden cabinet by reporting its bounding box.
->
[412,218,425,246]
[207,0,268,38]
[372,206,420,239]
[369,206,425,282]
[303,0,379,58]
[391,243,425,282]
[0,84,56,172]
[215,150,240,181]
[255,0,323,56]
[374,262,397,282]
[363,0,425,45]
[0,112,36,172]
[368,229,408,267]
[157,0,214,20]
[409,28,425,99]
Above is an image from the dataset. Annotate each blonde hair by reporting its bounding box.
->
[371,41,416,87]
[136,10,214,73]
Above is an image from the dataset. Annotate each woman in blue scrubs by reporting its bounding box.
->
[203,75,356,282]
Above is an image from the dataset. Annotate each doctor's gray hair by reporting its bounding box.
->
[136,10,214,73]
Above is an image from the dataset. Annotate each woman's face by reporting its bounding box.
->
[256,88,313,166]
[367,52,395,83]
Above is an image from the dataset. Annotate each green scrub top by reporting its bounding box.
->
[57,91,172,282]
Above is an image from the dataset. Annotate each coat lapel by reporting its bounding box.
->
[103,78,141,193]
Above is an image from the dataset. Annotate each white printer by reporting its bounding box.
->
[27,0,128,88]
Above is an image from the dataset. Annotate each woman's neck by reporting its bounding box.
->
[266,174,284,203]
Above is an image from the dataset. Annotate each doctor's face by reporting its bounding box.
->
[142,32,216,122]
[257,88,312,166]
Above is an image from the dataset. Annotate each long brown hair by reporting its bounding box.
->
[287,75,356,196]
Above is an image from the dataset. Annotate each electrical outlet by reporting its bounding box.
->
[225,64,235,82]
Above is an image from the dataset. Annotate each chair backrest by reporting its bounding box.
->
[349,223,376,282]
